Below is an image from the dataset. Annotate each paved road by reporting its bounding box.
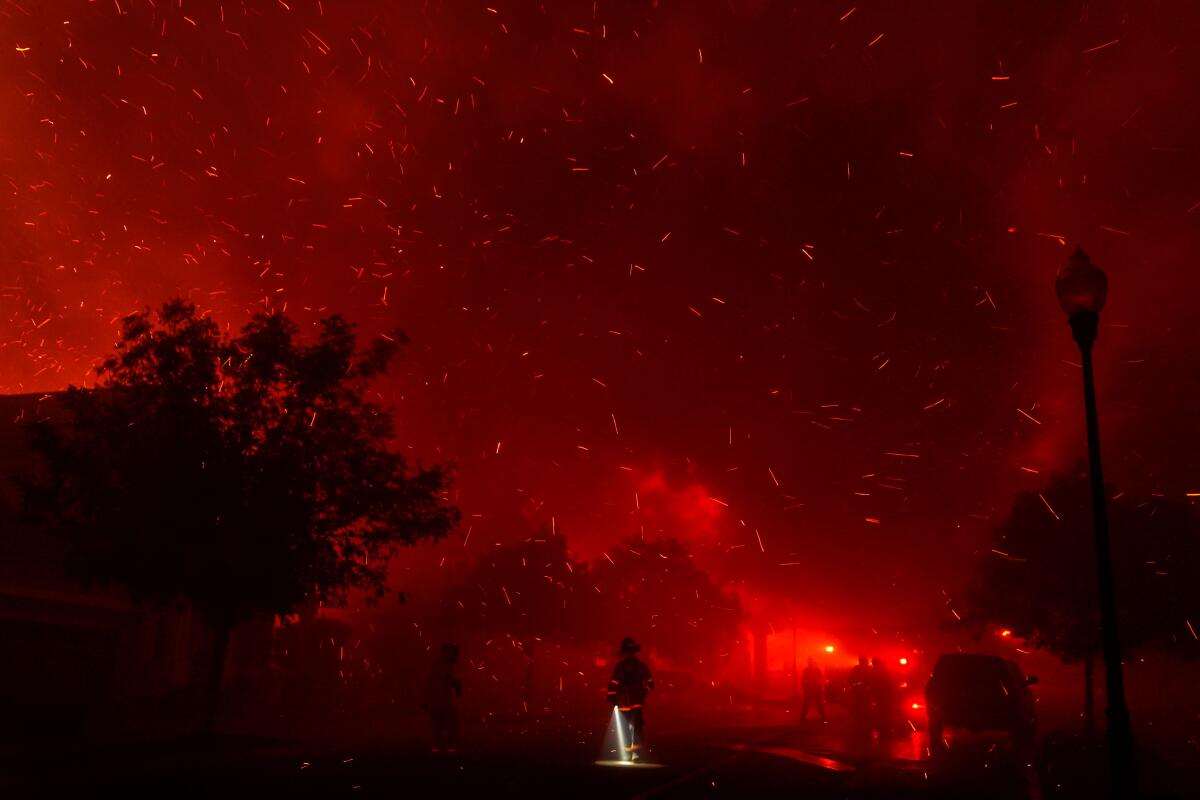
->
[12,711,1047,799]
[15,702,1195,798]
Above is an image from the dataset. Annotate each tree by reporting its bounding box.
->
[444,530,599,712]
[590,535,742,667]
[22,300,460,711]
[965,469,1200,734]
[447,531,594,647]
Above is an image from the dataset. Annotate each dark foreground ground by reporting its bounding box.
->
[6,703,1198,799]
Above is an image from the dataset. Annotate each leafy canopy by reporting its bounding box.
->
[965,469,1200,661]
[24,300,460,629]
[442,532,742,666]
[590,535,743,666]
[447,531,598,645]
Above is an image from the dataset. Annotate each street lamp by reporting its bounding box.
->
[1055,245,1137,797]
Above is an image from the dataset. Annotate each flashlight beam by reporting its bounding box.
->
[613,706,627,760]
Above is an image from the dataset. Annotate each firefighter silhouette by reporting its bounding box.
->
[423,643,462,753]
[848,655,872,737]
[607,637,654,761]
[870,656,895,738]
[801,656,827,723]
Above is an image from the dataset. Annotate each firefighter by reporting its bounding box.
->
[606,637,654,762]
[870,656,895,738]
[801,656,828,723]
[848,654,872,739]
[423,642,462,753]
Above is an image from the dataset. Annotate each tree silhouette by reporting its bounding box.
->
[590,535,742,667]
[447,531,594,647]
[445,531,599,711]
[22,300,459,711]
[965,469,1199,733]
[441,532,741,705]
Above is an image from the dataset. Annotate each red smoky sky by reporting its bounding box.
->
[3,1,1199,621]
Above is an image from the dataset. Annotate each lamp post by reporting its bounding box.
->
[1055,245,1137,797]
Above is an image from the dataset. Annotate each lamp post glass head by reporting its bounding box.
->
[1056,246,1108,317]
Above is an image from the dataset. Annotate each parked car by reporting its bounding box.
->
[924,653,1037,746]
